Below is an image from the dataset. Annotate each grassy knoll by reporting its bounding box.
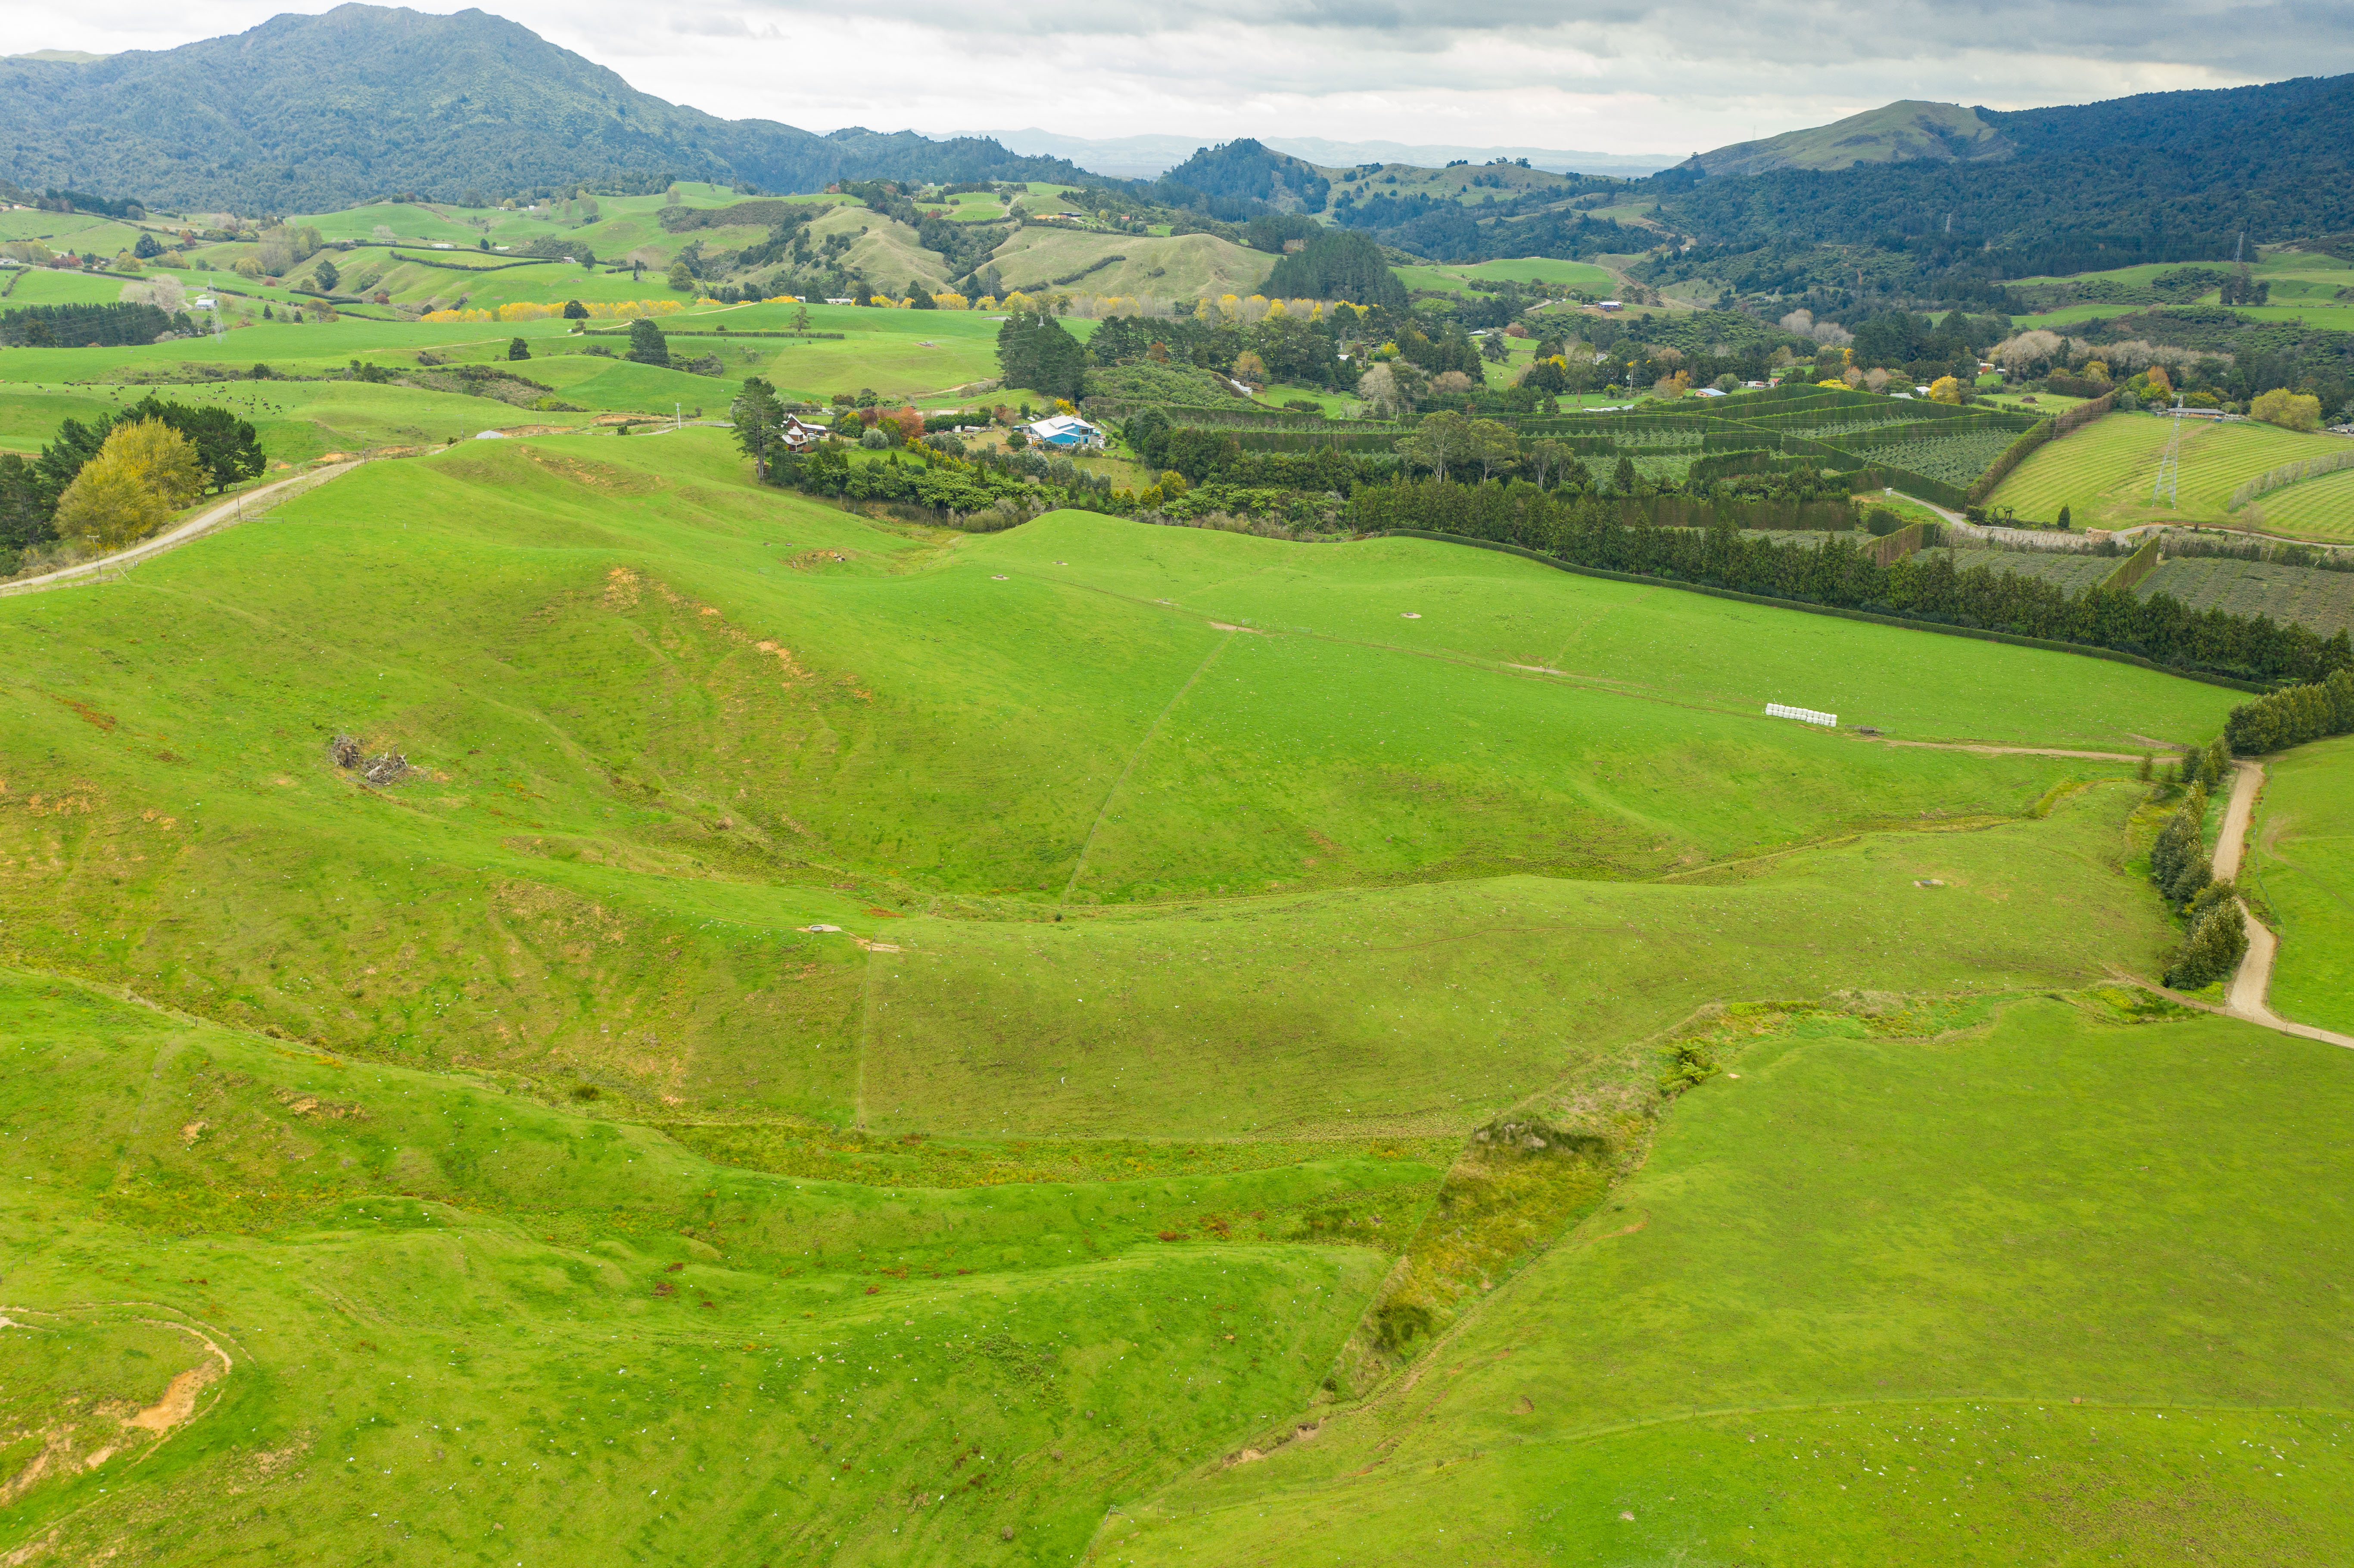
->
[0,435,2229,1112]
[2244,733,2354,1036]
[1102,995,2354,1565]
[0,969,1410,1566]
[1986,410,2354,535]
[0,211,148,249]
[738,307,1006,399]
[981,230,1275,301]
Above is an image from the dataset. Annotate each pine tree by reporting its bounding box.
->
[626,319,668,367]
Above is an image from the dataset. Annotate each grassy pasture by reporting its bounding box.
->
[968,513,2239,749]
[1393,257,1618,296]
[1986,411,2354,536]
[3,267,142,306]
[934,190,1018,224]
[0,969,1406,1567]
[0,376,586,460]
[1912,544,2118,594]
[0,210,141,246]
[981,229,1275,301]
[2245,733,2354,1037]
[0,398,2322,1566]
[2245,466,2354,542]
[867,790,2177,1140]
[0,436,2229,1112]
[1105,996,2354,1564]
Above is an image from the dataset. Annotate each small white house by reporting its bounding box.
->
[779,415,826,452]
[1023,414,1104,450]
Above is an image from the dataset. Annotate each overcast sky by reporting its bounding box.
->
[26,0,2354,155]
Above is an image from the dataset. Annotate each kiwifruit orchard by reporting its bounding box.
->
[5,32,2354,1567]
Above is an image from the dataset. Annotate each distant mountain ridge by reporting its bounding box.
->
[0,5,1081,212]
[1660,74,2354,259]
[981,128,1675,180]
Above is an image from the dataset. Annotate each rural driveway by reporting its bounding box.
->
[2214,758,2354,1049]
[0,460,361,598]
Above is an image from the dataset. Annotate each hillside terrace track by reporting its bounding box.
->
[0,460,362,598]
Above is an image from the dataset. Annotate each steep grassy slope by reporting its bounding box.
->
[1105,996,2354,1564]
[0,432,2233,1116]
[0,970,1411,1566]
[2245,733,2354,1036]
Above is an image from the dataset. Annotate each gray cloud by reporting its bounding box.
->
[23,0,2354,154]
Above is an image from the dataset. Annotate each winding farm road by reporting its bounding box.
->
[2213,759,2354,1050]
[0,460,360,599]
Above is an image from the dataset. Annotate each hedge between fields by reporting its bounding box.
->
[2104,537,2163,591]
[1367,528,2272,693]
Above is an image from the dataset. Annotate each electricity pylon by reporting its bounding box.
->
[2152,398,2183,509]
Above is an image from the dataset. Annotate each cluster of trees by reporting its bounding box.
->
[0,301,190,348]
[1837,309,2005,383]
[1089,309,1361,391]
[1264,230,1405,312]
[0,396,265,563]
[996,311,1086,401]
[626,318,670,366]
[1344,479,2353,684]
[2222,669,2354,753]
[0,396,264,566]
[2144,760,2248,990]
[1155,141,1332,215]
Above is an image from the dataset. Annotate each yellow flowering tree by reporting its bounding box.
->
[53,419,206,550]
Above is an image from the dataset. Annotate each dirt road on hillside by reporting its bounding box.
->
[0,460,361,598]
[2213,759,2354,1048]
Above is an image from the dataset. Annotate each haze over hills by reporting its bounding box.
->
[982,128,1676,180]
[0,3,1080,212]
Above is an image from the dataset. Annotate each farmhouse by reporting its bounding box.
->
[1023,413,1104,450]
[780,414,826,451]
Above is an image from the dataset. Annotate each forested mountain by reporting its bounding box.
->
[0,5,1080,211]
[1660,75,2354,264]
[1157,141,1333,215]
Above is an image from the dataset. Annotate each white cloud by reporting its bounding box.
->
[20,0,2353,157]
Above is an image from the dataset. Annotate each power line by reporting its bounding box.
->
[2152,398,2183,509]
